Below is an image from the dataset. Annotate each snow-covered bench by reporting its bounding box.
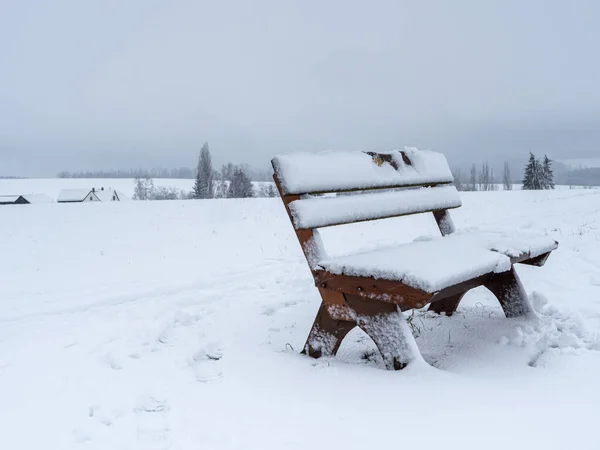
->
[272,148,558,370]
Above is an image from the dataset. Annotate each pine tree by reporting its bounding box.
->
[227,167,254,198]
[542,155,555,189]
[522,153,540,190]
[193,142,214,199]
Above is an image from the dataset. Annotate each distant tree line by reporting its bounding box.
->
[133,142,278,201]
[58,168,196,179]
[452,153,557,191]
[57,163,273,182]
[452,162,504,191]
[564,167,600,187]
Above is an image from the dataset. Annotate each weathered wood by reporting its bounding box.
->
[428,292,466,316]
[484,267,534,318]
[365,150,411,169]
[302,301,356,358]
[433,209,456,236]
[278,181,453,197]
[345,295,419,370]
[318,288,354,321]
[314,271,432,310]
[515,251,552,267]
[273,174,318,270]
[429,273,492,303]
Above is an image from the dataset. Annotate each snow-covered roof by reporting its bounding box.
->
[115,190,129,201]
[94,189,118,202]
[57,189,93,202]
[22,194,54,204]
[0,195,22,203]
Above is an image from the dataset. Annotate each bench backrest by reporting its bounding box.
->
[272,148,461,231]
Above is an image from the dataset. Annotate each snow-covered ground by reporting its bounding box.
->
[1,190,600,449]
[0,178,188,199]
[0,178,274,200]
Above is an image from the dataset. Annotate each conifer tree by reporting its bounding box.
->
[193,142,214,199]
[227,167,254,198]
[542,155,555,189]
[522,152,539,190]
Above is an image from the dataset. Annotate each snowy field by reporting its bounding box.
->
[0,177,596,201]
[0,178,274,200]
[0,178,194,199]
[2,190,600,449]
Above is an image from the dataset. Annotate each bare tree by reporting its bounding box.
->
[150,186,180,200]
[452,168,466,191]
[503,162,512,190]
[477,162,498,191]
[478,162,490,191]
[133,177,155,200]
[490,168,498,190]
[469,164,478,191]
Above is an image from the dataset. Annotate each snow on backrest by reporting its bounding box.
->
[272,147,454,195]
[288,185,462,229]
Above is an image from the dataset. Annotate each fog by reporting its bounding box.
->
[1,0,599,176]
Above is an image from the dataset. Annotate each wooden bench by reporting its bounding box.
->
[272,148,558,370]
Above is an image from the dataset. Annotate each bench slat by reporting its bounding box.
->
[272,148,454,195]
[288,185,462,229]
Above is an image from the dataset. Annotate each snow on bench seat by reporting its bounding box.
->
[289,185,462,229]
[272,148,454,195]
[317,231,558,293]
[446,229,559,262]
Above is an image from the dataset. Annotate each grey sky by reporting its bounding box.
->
[1,0,599,176]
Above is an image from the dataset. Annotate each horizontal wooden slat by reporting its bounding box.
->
[271,149,454,195]
[288,185,462,229]
[314,271,432,309]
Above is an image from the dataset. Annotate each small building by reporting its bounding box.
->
[58,188,100,203]
[57,187,124,203]
[22,194,54,204]
[0,195,29,205]
[94,188,123,202]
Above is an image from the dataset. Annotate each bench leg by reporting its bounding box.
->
[485,266,534,318]
[303,302,356,359]
[428,292,465,316]
[345,295,421,370]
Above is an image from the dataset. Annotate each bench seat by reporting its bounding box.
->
[317,230,558,294]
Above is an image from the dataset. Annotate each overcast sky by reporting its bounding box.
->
[1,0,599,176]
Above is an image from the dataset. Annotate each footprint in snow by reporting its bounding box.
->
[106,354,124,370]
[262,299,300,316]
[134,396,172,450]
[189,343,224,383]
